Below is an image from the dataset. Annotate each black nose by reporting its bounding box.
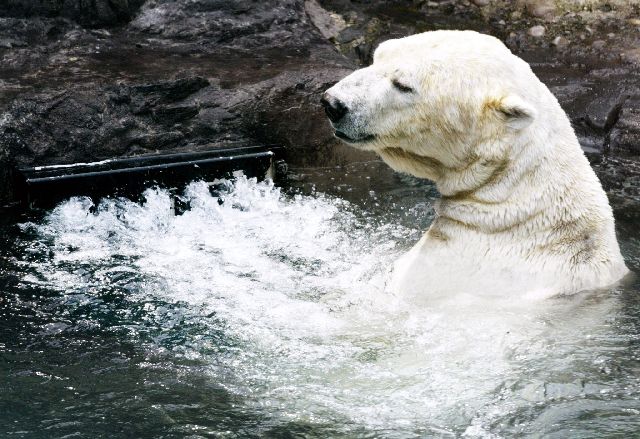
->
[321,94,348,123]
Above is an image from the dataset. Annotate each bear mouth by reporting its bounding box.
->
[334,131,376,143]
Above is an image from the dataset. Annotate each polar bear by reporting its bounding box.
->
[322,30,628,300]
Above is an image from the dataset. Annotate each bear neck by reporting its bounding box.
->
[431,125,602,236]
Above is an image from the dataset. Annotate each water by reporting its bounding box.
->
[1,162,639,438]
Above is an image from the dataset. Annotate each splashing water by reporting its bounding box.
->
[4,171,640,438]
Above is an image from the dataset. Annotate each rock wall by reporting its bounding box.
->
[0,0,145,26]
[1,0,639,217]
[0,0,360,205]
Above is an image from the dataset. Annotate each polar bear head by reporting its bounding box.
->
[322,31,553,185]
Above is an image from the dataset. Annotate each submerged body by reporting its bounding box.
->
[323,30,628,299]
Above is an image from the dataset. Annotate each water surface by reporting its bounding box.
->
[1,162,639,438]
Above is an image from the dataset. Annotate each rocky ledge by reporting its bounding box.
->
[0,0,358,206]
[1,0,639,218]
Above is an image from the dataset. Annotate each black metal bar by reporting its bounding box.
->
[20,145,281,176]
[24,151,274,184]
[14,145,284,208]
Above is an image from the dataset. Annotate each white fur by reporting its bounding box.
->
[324,30,628,300]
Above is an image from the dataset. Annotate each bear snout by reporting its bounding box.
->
[321,93,349,123]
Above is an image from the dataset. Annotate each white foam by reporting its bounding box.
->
[23,174,624,437]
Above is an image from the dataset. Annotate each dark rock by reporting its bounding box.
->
[610,96,640,156]
[0,0,145,27]
[1,74,309,167]
[585,95,626,133]
[240,68,357,166]
[547,76,632,152]
[0,0,357,204]
[128,0,311,48]
[132,77,210,104]
[335,27,363,44]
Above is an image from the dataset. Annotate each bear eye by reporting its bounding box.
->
[391,78,414,93]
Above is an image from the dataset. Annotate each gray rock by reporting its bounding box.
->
[610,97,640,156]
[525,0,556,18]
[552,36,569,48]
[305,0,347,40]
[528,25,546,37]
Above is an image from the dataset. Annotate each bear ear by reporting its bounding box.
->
[493,95,537,130]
